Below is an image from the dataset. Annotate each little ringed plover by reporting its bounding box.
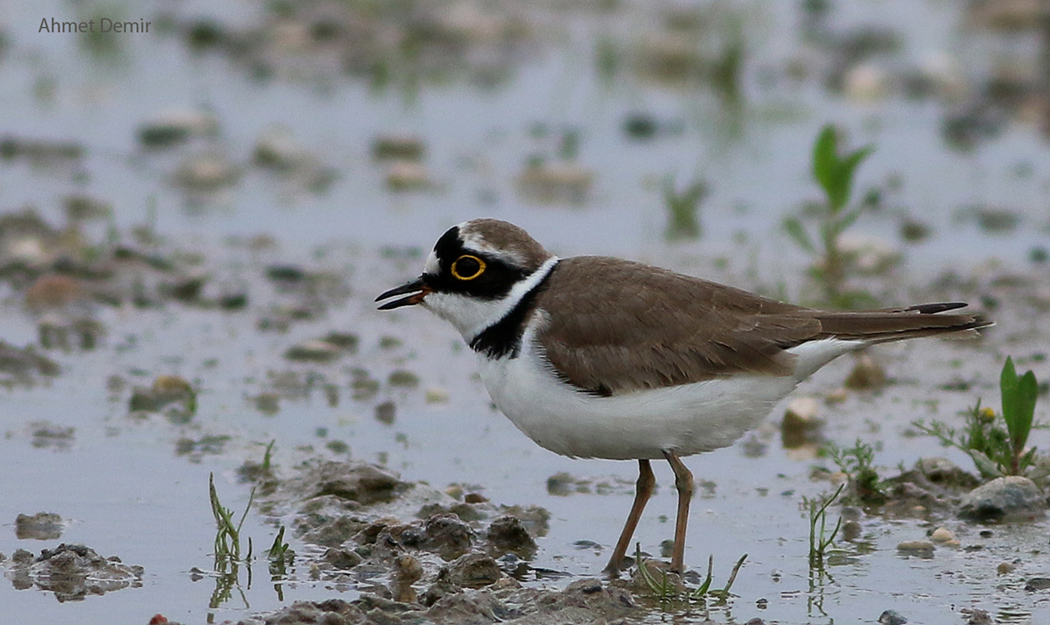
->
[376,218,991,575]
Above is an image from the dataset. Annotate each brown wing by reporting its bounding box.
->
[534,257,991,396]
[533,257,821,395]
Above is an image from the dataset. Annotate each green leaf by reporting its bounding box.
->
[831,146,874,213]
[1012,372,1037,454]
[967,449,1004,479]
[811,124,873,213]
[1020,447,1039,473]
[812,124,838,203]
[1000,357,1018,433]
[783,217,815,252]
[1001,357,1038,455]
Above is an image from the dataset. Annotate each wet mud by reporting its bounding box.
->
[3,544,143,602]
[228,457,653,625]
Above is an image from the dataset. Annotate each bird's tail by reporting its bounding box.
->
[811,302,992,344]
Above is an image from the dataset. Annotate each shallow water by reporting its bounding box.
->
[2,0,1050,623]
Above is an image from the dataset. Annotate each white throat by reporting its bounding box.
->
[423,256,560,344]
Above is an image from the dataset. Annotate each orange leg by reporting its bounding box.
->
[604,459,655,576]
[663,450,694,573]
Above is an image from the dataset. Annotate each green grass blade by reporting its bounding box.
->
[1011,371,1038,454]
[720,553,748,594]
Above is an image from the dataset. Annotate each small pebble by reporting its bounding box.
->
[997,562,1015,575]
[899,218,931,243]
[425,387,450,403]
[351,376,380,401]
[24,275,88,312]
[388,370,420,388]
[265,265,306,282]
[385,161,433,191]
[517,162,593,202]
[378,336,403,349]
[153,374,193,398]
[961,608,992,625]
[218,289,249,310]
[782,397,820,427]
[372,134,426,161]
[15,512,64,540]
[896,540,934,556]
[844,63,891,102]
[930,527,956,543]
[878,609,907,625]
[659,539,674,558]
[375,401,396,425]
[974,207,1019,233]
[322,547,361,570]
[781,397,822,449]
[841,520,862,541]
[623,112,657,139]
[320,332,356,350]
[254,392,280,414]
[1025,577,1050,591]
[172,153,241,191]
[253,126,313,171]
[844,352,886,389]
[138,108,219,147]
[396,554,423,584]
[325,440,349,454]
[284,340,342,362]
[824,388,848,404]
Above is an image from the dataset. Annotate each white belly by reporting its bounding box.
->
[477,335,860,460]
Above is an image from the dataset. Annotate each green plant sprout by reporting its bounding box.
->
[803,483,845,570]
[1001,356,1039,475]
[691,553,747,602]
[634,543,679,603]
[913,357,1040,478]
[209,472,255,565]
[634,543,747,604]
[784,124,873,308]
[825,439,885,504]
[663,175,707,241]
[267,525,293,575]
[261,439,276,474]
[208,473,257,615]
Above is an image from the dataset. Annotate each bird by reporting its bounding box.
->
[376,218,991,575]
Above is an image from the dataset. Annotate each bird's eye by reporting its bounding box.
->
[451,255,486,281]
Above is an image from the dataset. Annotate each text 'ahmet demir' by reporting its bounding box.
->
[39,18,151,34]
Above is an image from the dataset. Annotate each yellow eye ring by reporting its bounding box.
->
[451,255,486,280]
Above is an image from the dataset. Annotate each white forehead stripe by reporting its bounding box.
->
[424,250,440,275]
[457,222,527,267]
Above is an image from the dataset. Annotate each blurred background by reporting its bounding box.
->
[1,1,1049,623]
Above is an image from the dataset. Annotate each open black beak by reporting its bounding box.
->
[376,277,430,310]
